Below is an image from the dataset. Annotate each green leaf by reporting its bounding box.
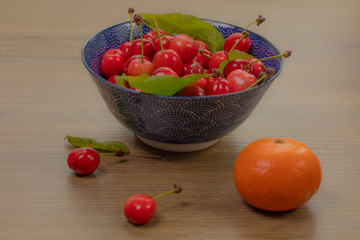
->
[65,135,129,153]
[126,73,207,96]
[114,75,128,88]
[140,13,224,53]
[218,50,254,75]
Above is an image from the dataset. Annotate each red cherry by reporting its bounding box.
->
[123,194,156,225]
[154,35,174,52]
[131,39,156,60]
[205,77,230,95]
[152,49,183,76]
[122,55,150,75]
[224,32,251,53]
[101,49,127,78]
[181,60,204,76]
[119,42,133,60]
[226,69,257,92]
[223,59,253,78]
[151,67,178,77]
[190,77,209,90]
[123,184,182,225]
[248,58,265,78]
[194,40,209,51]
[170,34,198,63]
[176,85,206,97]
[127,58,154,76]
[144,29,166,44]
[107,75,120,84]
[208,51,227,71]
[198,48,212,70]
[67,147,100,175]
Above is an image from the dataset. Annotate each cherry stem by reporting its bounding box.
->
[139,19,172,43]
[137,24,144,63]
[153,19,164,52]
[246,74,267,90]
[199,49,211,59]
[128,8,134,43]
[153,184,182,200]
[228,32,248,54]
[244,51,293,68]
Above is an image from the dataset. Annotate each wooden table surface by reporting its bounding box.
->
[1,0,360,239]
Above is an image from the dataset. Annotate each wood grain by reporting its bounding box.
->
[1,0,360,239]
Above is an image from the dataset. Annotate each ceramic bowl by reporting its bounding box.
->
[81,19,283,152]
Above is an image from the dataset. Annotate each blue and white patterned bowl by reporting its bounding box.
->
[81,19,283,152]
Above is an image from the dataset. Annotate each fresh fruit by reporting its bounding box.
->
[194,40,209,51]
[124,184,182,225]
[152,49,183,76]
[131,39,156,60]
[224,32,251,53]
[127,58,154,76]
[208,50,227,71]
[170,34,198,63]
[151,66,178,77]
[233,138,322,212]
[205,71,230,95]
[101,49,127,78]
[122,55,150,75]
[226,69,257,92]
[181,60,204,76]
[223,58,252,78]
[67,147,100,175]
[176,85,206,97]
[153,35,173,52]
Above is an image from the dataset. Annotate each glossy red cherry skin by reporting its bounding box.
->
[190,77,210,90]
[176,85,206,97]
[123,194,156,225]
[127,58,154,76]
[107,75,120,84]
[131,39,156,60]
[181,60,204,76]
[194,40,209,51]
[208,51,227,71]
[152,49,183,76]
[144,29,166,44]
[151,67,178,77]
[223,59,253,78]
[198,49,212,70]
[67,147,100,175]
[226,69,257,92]
[170,34,198,63]
[119,42,133,60]
[101,49,127,78]
[224,32,251,53]
[248,58,265,78]
[122,55,150,75]
[205,77,230,95]
[154,35,174,52]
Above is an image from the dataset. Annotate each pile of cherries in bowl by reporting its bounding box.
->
[100,12,291,97]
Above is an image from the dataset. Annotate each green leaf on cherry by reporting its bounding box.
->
[140,13,225,53]
[114,75,128,88]
[125,73,207,96]
[65,135,129,153]
[218,50,254,75]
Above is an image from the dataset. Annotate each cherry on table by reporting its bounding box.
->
[124,184,182,225]
[67,147,100,175]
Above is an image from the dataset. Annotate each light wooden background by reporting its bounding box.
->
[1,0,359,239]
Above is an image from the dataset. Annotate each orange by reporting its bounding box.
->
[233,138,322,211]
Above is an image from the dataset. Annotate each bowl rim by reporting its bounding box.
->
[81,18,284,100]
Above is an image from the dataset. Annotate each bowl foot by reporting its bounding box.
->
[136,136,220,152]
